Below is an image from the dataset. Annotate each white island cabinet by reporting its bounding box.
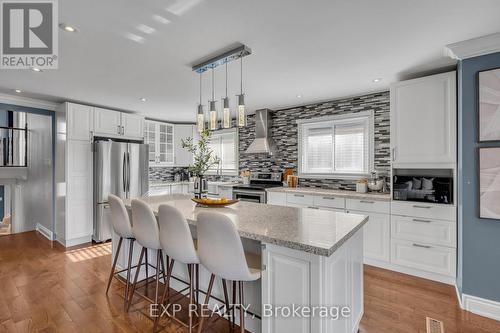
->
[116,195,367,333]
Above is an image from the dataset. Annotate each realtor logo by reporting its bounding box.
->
[0,0,58,69]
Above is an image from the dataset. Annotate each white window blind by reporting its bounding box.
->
[298,112,373,177]
[207,130,238,175]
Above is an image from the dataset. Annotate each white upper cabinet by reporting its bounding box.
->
[144,120,174,166]
[174,124,195,166]
[390,71,456,168]
[66,103,93,141]
[93,108,144,139]
[93,107,121,136]
[121,113,144,138]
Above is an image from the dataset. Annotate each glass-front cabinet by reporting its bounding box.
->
[144,120,174,166]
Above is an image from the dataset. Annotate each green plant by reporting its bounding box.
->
[181,129,220,177]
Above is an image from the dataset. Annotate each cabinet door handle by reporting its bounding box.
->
[360,200,375,204]
[392,148,396,161]
[121,126,125,135]
[307,206,319,209]
[412,218,431,223]
[294,194,304,197]
[117,125,121,134]
[412,243,432,249]
[413,205,432,209]
[322,197,335,200]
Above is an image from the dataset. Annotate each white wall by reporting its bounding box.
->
[12,113,53,233]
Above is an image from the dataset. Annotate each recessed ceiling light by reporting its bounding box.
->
[140,97,147,102]
[31,67,43,72]
[372,78,382,83]
[296,94,302,98]
[59,23,77,32]
[14,89,22,93]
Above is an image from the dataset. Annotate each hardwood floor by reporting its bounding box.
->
[1,231,500,333]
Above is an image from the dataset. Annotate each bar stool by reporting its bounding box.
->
[106,194,135,309]
[127,199,166,312]
[153,204,209,333]
[196,211,262,333]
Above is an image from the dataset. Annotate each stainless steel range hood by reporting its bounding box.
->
[245,109,278,155]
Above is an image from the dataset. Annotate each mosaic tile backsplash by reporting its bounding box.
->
[149,91,391,191]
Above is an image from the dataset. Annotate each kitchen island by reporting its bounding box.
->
[114,194,368,333]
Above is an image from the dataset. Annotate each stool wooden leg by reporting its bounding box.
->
[145,249,149,287]
[196,274,215,333]
[106,237,123,295]
[124,238,134,309]
[188,264,195,333]
[238,281,245,333]
[154,249,161,309]
[153,258,175,332]
[195,264,200,305]
[232,281,237,331]
[222,279,231,332]
[159,251,167,284]
[127,246,145,311]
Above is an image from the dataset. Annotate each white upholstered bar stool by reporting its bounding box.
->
[153,204,208,333]
[196,211,261,333]
[127,199,166,312]
[106,194,135,309]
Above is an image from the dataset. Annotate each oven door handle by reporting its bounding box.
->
[233,189,265,196]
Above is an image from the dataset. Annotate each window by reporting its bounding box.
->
[298,112,374,177]
[207,129,239,175]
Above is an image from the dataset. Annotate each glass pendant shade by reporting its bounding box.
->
[237,94,246,127]
[209,100,217,130]
[222,97,231,128]
[197,104,204,133]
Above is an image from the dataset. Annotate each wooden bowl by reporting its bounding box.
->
[191,198,239,207]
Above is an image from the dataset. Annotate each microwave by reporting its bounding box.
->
[393,175,453,205]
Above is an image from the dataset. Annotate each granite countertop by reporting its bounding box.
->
[266,187,391,201]
[123,194,368,257]
[149,181,192,187]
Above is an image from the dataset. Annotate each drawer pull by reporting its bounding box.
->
[412,243,432,249]
[360,200,375,204]
[412,218,431,223]
[294,194,305,197]
[322,196,335,200]
[413,205,432,209]
[307,206,319,209]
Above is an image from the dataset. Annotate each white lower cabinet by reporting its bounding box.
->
[391,239,456,277]
[261,229,363,333]
[349,210,390,263]
[267,192,286,206]
[391,215,456,248]
[218,186,233,199]
[286,193,314,207]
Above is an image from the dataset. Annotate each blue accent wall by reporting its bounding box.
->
[458,52,500,302]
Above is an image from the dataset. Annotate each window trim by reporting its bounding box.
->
[206,128,239,176]
[297,111,375,179]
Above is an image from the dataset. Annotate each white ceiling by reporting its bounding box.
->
[1,0,500,122]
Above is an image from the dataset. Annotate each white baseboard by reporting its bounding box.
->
[455,284,464,309]
[57,235,92,248]
[364,259,456,285]
[36,223,55,241]
[463,294,500,322]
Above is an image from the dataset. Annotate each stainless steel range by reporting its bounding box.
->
[232,172,282,203]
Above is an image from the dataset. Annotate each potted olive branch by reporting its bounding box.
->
[181,129,220,198]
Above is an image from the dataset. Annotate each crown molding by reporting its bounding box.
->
[446,32,500,60]
[0,93,59,111]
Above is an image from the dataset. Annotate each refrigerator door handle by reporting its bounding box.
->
[122,153,127,193]
[126,152,131,194]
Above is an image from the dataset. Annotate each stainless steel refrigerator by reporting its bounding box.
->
[93,140,148,242]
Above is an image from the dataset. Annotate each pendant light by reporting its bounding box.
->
[196,72,204,133]
[209,67,218,130]
[237,55,246,127]
[222,62,231,128]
